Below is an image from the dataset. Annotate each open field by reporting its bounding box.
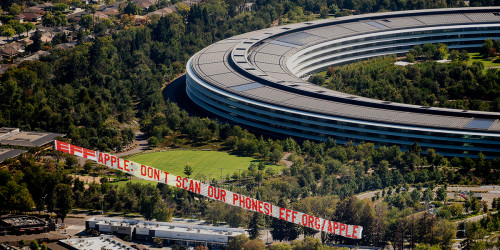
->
[468,52,500,68]
[126,150,283,180]
[111,178,155,187]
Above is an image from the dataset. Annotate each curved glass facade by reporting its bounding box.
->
[186,8,500,159]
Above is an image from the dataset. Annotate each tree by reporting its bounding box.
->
[148,136,159,147]
[23,22,35,37]
[270,148,283,163]
[55,183,74,223]
[0,180,35,212]
[436,186,446,201]
[84,161,93,174]
[269,243,292,250]
[66,155,78,169]
[28,29,42,53]
[29,240,39,250]
[243,239,266,249]
[2,26,16,38]
[248,212,261,239]
[53,3,69,12]
[320,6,329,18]
[482,39,494,57]
[406,52,415,62]
[270,199,299,241]
[227,234,250,250]
[124,3,141,15]
[291,237,322,249]
[9,4,21,15]
[42,12,57,31]
[152,201,174,222]
[183,165,193,177]
[80,15,94,30]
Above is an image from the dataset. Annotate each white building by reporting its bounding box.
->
[86,217,246,248]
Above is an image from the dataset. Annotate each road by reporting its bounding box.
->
[115,130,148,157]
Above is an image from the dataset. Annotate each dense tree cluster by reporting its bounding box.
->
[314,53,500,111]
[1,0,500,249]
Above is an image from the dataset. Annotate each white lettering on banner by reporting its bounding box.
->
[54,140,363,239]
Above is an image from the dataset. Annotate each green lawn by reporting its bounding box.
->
[126,150,283,180]
[468,52,500,68]
[111,178,155,188]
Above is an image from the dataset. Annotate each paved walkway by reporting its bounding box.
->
[115,130,148,157]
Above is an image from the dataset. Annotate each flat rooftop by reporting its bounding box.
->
[88,217,246,234]
[191,7,500,134]
[59,236,135,250]
[0,216,45,228]
[0,148,27,163]
[0,129,65,147]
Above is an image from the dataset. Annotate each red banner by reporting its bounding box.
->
[55,140,363,239]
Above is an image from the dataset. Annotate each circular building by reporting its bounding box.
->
[186,7,500,158]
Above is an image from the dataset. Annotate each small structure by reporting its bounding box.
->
[0,130,65,147]
[94,12,110,21]
[55,41,77,50]
[0,216,52,235]
[133,0,157,10]
[145,7,174,18]
[17,50,50,63]
[23,6,45,15]
[135,15,147,25]
[39,2,54,11]
[0,148,27,163]
[0,43,25,59]
[86,217,246,248]
[22,12,43,22]
[59,235,135,250]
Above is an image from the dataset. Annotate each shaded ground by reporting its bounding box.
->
[163,74,214,118]
[162,74,287,140]
[115,130,148,158]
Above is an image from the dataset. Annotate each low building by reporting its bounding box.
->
[17,50,50,63]
[0,128,19,140]
[59,235,136,250]
[55,41,77,50]
[133,0,157,10]
[22,12,43,22]
[86,217,246,248]
[0,127,65,147]
[0,43,24,59]
[0,148,27,163]
[23,6,45,15]
[0,216,53,235]
[39,2,54,11]
[145,7,174,18]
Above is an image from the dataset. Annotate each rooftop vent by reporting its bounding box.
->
[381,19,391,22]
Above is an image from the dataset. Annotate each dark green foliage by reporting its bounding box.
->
[248,212,261,239]
[271,199,299,242]
[317,54,500,112]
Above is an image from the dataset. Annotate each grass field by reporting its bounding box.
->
[112,178,155,187]
[468,52,500,68]
[126,150,283,180]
